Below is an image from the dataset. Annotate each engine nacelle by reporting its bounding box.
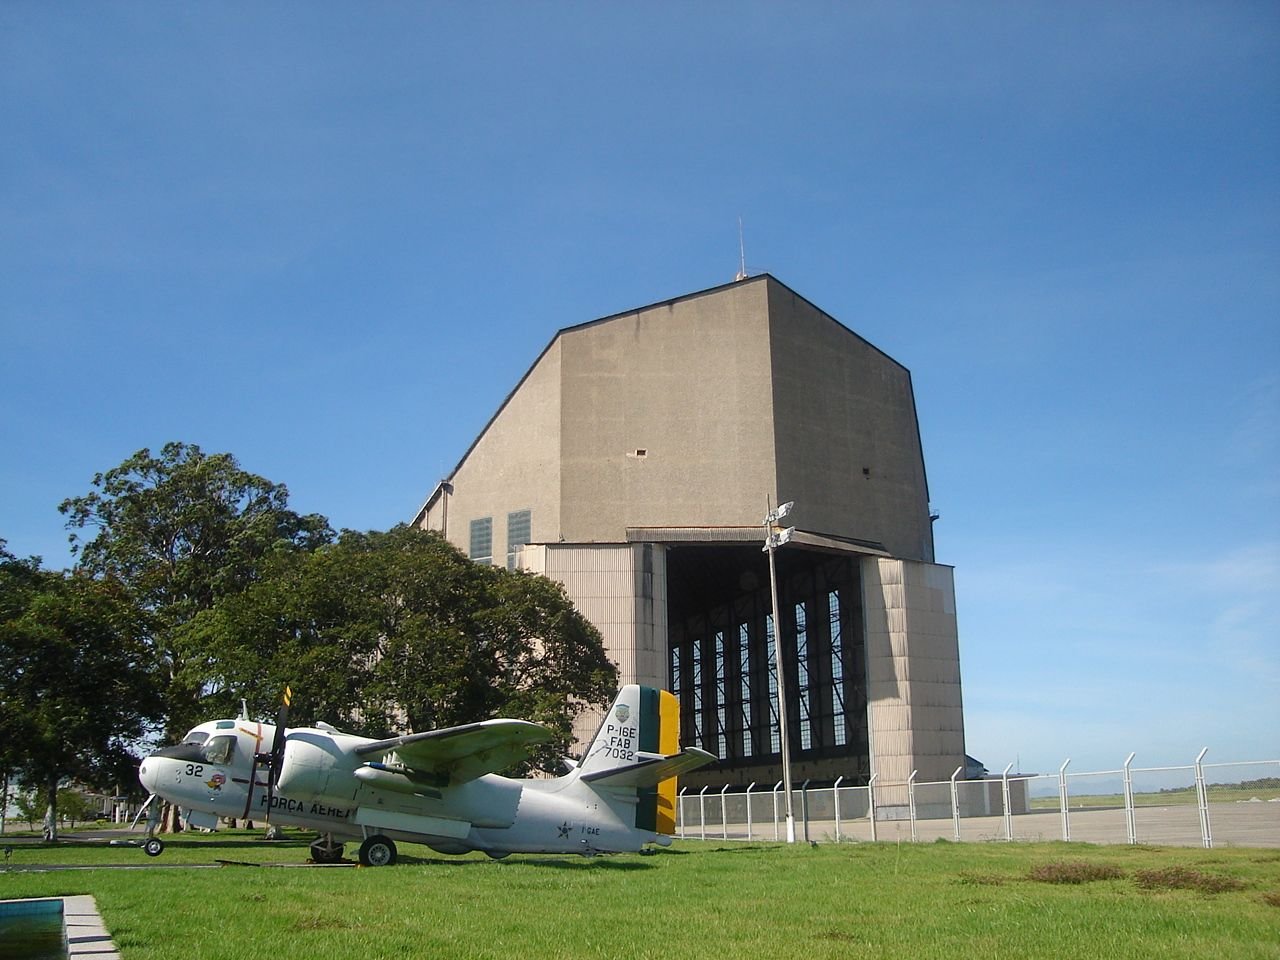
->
[275,731,359,805]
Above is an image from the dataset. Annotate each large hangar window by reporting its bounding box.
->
[506,510,531,569]
[469,518,492,564]
[796,601,813,750]
[765,614,781,753]
[738,623,752,758]
[666,546,869,784]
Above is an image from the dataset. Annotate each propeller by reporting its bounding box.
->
[250,685,292,828]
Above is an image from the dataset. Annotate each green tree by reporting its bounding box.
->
[59,443,333,738]
[0,549,163,839]
[55,787,95,827]
[14,791,41,830]
[183,526,617,771]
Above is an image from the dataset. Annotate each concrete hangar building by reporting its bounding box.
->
[414,275,965,789]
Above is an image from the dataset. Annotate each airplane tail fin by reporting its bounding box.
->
[578,684,714,835]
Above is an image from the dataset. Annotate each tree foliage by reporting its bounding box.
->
[182,526,617,772]
[59,442,333,736]
[0,546,163,837]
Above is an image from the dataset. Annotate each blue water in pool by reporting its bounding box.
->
[0,899,68,959]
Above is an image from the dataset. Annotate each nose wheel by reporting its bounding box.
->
[358,834,397,867]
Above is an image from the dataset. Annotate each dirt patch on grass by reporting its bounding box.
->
[1257,891,1280,908]
[1027,861,1124,885]
[1133,867,1245,894]
[957,871,1009,886]
[816,930,859,942]
[293,915,353,931]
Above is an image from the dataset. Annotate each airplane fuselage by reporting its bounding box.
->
[139,718,663,858]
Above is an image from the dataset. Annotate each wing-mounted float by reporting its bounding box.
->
[137,685,714,865]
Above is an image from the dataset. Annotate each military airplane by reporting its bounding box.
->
[136,684,713,865]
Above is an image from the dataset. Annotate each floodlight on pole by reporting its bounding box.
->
[763,498,797,844]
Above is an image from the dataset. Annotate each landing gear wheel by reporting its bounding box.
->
[142,837,164,857]
[358,835,397,867]
[310,837,345,864]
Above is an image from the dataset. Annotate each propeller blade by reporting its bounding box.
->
[262,685,292,826]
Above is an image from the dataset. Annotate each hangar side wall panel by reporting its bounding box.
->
[863,557,965,790]
[558,281,778,542]
[418,341,564,559]
[768,282,935,562]
[521,543,668,751]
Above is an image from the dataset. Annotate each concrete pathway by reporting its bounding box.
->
[64,895,120,959]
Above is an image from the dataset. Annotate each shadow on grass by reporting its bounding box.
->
[501,857,655,872]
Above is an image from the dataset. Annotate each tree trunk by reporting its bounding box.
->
[160,800,184,834]
[42,773,58,841]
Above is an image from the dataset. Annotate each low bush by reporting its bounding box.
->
[1133,866,1245,894]
[1027,861,1124,884]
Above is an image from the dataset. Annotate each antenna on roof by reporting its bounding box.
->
[735,216,748,281]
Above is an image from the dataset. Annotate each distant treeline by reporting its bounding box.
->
[1159,777,1280,793]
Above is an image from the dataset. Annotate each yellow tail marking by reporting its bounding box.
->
[656,689,680,834]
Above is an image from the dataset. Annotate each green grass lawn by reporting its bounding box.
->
[2,832,1278,959]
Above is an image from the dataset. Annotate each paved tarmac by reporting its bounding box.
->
[686,799,1280,847]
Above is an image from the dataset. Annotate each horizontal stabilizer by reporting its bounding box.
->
[581,747,716,788]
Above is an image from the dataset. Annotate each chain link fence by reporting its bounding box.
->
[676,754,1280,848]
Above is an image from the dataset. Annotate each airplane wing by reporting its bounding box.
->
[355,719,554,784]
[580,747,717,789]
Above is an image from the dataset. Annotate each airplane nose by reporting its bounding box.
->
[138,757,158,794]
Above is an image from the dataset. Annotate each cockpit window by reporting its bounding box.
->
[201,735,236,765]
[182,731,210,746]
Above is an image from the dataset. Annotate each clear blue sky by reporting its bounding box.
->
[3,4,1277,775]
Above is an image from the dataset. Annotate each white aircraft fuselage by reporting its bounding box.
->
[137,685,713,864]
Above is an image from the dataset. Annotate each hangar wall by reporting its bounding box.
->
[863,558,965,786]
[557,280,777,539]
[420,338,564,564]
[412,274,966,791]
[767,283,935,563]
[518,542,669,746]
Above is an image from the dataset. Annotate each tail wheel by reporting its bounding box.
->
[142,837,165,857]
[358,835,397,867]
[310,837,345,864]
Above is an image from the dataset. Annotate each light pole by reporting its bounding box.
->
[763,499,797,843]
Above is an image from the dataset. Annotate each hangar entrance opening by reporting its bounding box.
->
[665,544,871,789]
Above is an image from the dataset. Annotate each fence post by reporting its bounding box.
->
[1058,759,1071,842]
[868,773,878,842]
[745,782,756,841]
[908,770,919,843]
[772,781,783,842]
[834,776,845,843]
[678,787,687,838]
[950,766,962,842]
[721,785,731,840]
[801,779,811,843]
[1122,753,1136,845]
[1001,763,1013,842]
[1194,748,1211,849]
[699,786,709,841]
